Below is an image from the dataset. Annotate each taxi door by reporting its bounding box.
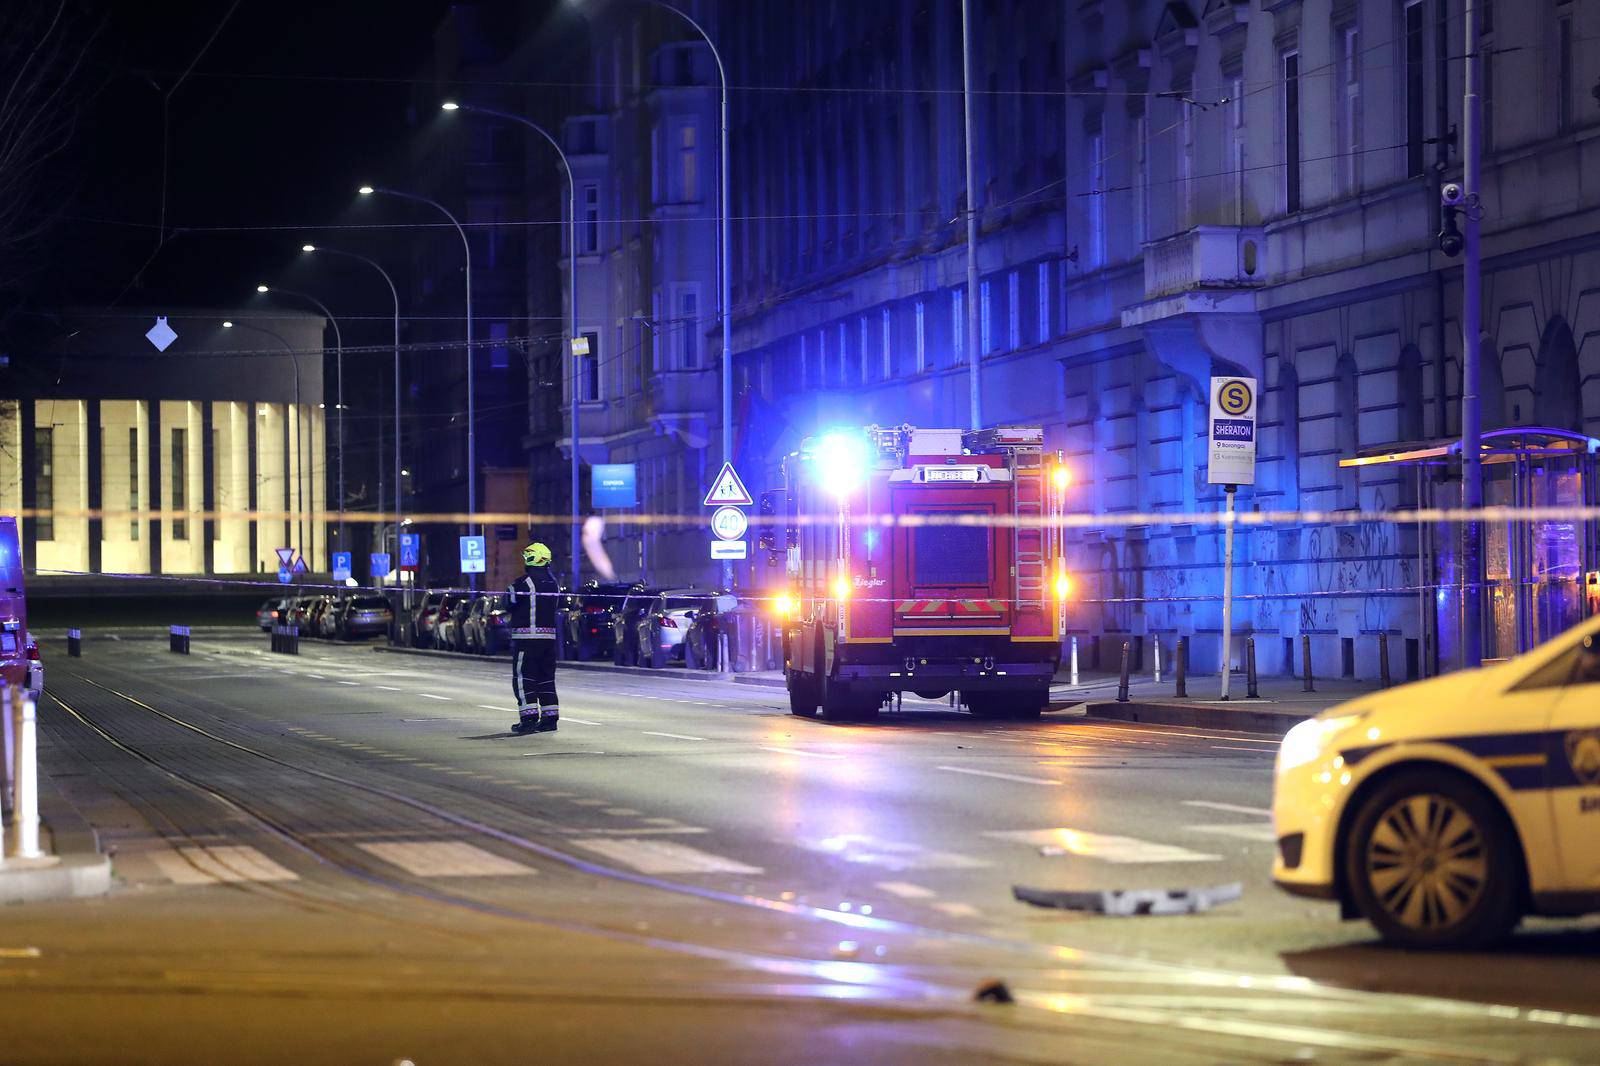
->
[1545,627,1600,890]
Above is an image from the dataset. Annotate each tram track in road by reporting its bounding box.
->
[34,656,1600,1064]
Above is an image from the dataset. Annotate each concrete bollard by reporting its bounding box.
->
[1116,641,1131,703]
[1246,637,1260,699]
[1301,634,1315,693]
[1175,637,1187,698]
[1379,632,1392,689]
[10,687,41,859]
[169,625,191,654]
[67,628,82,657]
[1069,636,1079,687]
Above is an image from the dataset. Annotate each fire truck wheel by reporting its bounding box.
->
[787,672,820,717]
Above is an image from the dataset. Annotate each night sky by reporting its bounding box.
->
[35,0,453,314]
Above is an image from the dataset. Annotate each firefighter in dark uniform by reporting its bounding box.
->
[507,542,560,734]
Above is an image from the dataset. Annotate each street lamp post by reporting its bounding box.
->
[225,317,305,564]
[302,244,403,575]
[359,184,478,586]
[258,284,345,558]
[644,1,733,588]
[443,101,582,590]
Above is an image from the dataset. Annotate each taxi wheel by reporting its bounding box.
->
[1345,769,1521,950]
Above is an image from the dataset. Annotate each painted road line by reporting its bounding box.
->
[987,828,1220,864]
[642,731,707,742]
[401,718,451,723]
[604,807,643,817]
[150,845,300,885]
[931,902,981,918]
[570,798,609,807]
[1188,823,1278,843]
[521,751,606,757]
[418,693,452,701]
[803,833,988,871]
[375,685,402,692]
[1210,744,1276,754]
[336,680,360,686]
[875,881,937,900]
[1075,722,1280,747]
[562,716,603,726]
[1182,800,1272,818]
[571,838,762,875]
[758,746,844,760]
[358,840,534,877]
[479,704,515,713]
[937,765,1061,787]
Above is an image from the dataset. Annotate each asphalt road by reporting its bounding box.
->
[7,634,1599,1065]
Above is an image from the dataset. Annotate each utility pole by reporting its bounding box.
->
[959,0,983,431]
[1460,0,1484,668]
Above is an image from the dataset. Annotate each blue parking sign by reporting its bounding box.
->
[460,535,487,574]
[370,552,392,578]
[399,532,420,571]
[332,551,352,582]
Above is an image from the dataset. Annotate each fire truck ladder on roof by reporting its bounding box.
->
[1010,446,1046,616]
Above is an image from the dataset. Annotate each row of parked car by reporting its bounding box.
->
[561,582,736,670]
[257,593,395,642]
[257,582,736,668]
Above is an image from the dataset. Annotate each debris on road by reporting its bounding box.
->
[1011,882,1242,916]
[972,979,1014,1004]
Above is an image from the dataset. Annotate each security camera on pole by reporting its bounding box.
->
[1208,376,1257,700]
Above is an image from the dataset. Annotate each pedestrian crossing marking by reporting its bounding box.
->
[571,838,763,875]
[802,833,989,871]
[987,828,1220,864]
[1182,800,1272,817]
[358,841,534,878]
[875,881,937,900]
[149,845,300,885]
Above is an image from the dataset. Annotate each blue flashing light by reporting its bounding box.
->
[814,430,869,498]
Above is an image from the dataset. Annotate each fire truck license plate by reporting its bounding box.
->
[925,467,981,482]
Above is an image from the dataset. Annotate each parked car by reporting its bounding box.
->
[434,594,473,652]
[317,595,345,638]
[633,589,716,669]
[410,592,448,648]
[563,581,636,661]
[683,593,739,670]
[333,594,394,640]
[462,594,510,655]
[287,596,321,630]
[255,597,289,630]
[610,586,661,666]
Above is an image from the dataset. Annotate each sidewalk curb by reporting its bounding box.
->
[0,764,111,905]
[1082,699,1311,735]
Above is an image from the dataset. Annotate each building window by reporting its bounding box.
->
[881,307,892,381]
[580,184,600,253]
[171,427,187,541]
[33,427,53,542]
[858,317,870,383]
[675,288,700,369]
[489,322,510,370]
[1404,1,1426,178]
[1133,114,1148,244]
[914,300,927,373]
[1230,79,1245,225]
[799,333,810,388]
[1555,14,1573,132]
[838,322,851,385]
[674,121,700,201]
[1007,271,1020,351]
[1178,103,1193,226]
[980,280,993,354]
[128,426,139,541]
[1337,25,1362,194]
[1087,131,1106,264]
[818,328,829,386]
[581,331,600,401]
[951,289,965,362]
[1282,50,1301,214]
[1036,262,1050,342]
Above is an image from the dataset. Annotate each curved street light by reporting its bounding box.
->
[441,100,582,588]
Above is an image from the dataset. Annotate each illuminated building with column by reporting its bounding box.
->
[0,309,328,581]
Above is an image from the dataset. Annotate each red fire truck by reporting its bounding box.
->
[760,425,1066,721]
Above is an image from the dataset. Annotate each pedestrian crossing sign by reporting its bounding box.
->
[702,462,753,507]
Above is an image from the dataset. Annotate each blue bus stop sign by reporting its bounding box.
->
[370,553,392,579]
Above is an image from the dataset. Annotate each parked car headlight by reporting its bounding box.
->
[1276,712,1366,774]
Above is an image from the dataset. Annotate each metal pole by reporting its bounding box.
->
[1220,485,1237,700]
[1460,0,1484,668]
[959,0,983,431]
[1069,635,1079,686]
[267,288,343,566]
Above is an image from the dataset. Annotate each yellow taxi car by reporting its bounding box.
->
[1273,615,1600,948]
